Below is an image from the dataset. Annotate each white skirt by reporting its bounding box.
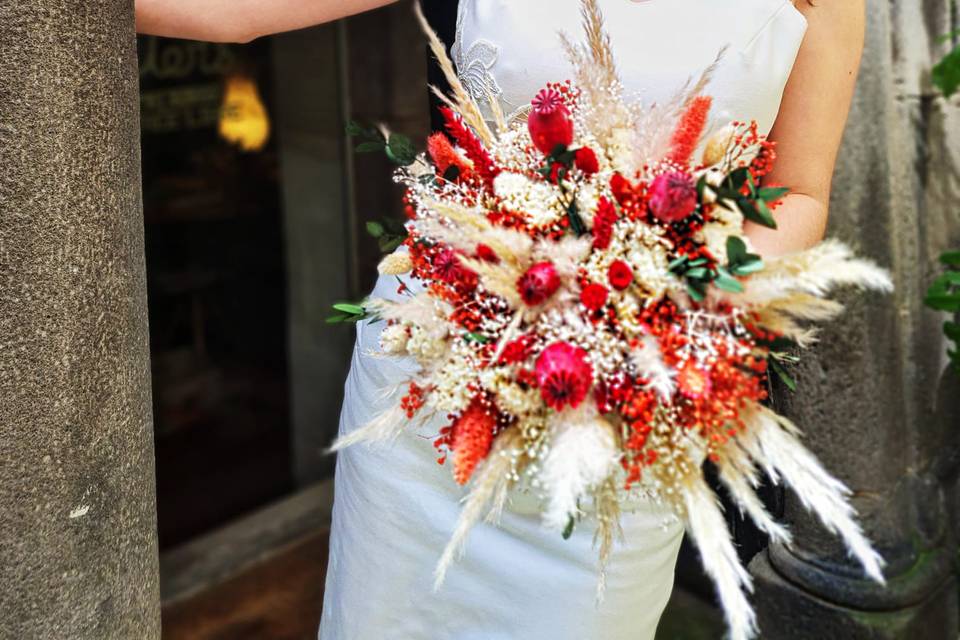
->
[319,274,685,640]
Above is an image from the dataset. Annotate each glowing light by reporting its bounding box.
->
[218,75,270,152]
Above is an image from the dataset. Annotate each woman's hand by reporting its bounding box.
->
[746,0,866,257]
[136,0,399,43]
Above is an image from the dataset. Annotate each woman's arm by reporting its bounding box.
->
[136,0,399,43]
[745,0,866,257]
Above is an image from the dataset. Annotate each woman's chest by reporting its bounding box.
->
[452,0,807,135]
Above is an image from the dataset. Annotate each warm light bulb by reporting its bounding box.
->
[218,75,270,152]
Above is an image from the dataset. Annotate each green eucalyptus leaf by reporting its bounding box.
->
[356,141,385,154]
[562,515,576,540]
[333,303,366,315]
[731,258,765,276]
[726,236,748,264]
[668,256,689,273]
[386,134,417,166]
[687,281,707,302]
[714,267,745,293]
[770,359,798,392]
[758,186,790,202]
[366,221,385,238]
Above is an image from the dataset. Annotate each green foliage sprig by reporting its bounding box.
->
[924,251,960,373]
[932,29,960,98]
[347,120,418,166]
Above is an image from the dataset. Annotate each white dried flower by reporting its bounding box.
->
[377,252,414,275]
[379,323,409,354]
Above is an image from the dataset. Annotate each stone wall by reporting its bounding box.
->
[0,1,161,637]
[750,2,960,638]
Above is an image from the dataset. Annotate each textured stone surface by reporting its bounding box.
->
[752,1,960,638]
[0,1,161,637]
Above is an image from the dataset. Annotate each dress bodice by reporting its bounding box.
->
[452,0,807,136]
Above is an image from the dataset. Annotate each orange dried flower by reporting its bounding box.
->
[451,398,496,485]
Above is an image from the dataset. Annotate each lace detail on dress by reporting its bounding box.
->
[451,2,503,102]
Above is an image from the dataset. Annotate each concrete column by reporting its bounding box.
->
[750,2,960,638]
[0,1,161,638]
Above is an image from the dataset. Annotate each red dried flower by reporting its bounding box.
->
[517,261,561,306]
[592,196,618,250]
[580,282,609,312]
[451,398,497,485]
[475,243,500,263]
[528,88,574,155]
[574,147,600,175]
[668,96,713,166]
[535,342,594,411]
[441,106,500,188]
[426,132,472,178]
[649,172,697,223]
[498,333,536,365]
[607,260,634,291]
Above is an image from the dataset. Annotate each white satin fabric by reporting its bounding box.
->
[320,3,806,639]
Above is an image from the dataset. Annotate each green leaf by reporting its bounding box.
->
[770,359,798,392]
[346,120,377,138]
[924,293,960,312]
[939,251,960,266]
[366,221,385,238]
[386,134,418,166]
[932,45,960,98]
[326,313,351,324]
[685,267,709,280]
[562,515,576,540]
[731,258,764,276]
[726,167,751,191]
[726,236,748,264]
[739,198,777,229]
[356,141,385,153]
[464,332,491,344]
[668,256,689,273]
[686,281,707,302]
[567,199,587,237]
[333,303,366,315]
[757,186,790,202]
[380,236,405,253]
[944,321,960,342]
[714,267,745,293]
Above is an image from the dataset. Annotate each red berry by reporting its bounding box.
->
[608,260,634,291]
[574,147,600,175]
[580,283,609,312]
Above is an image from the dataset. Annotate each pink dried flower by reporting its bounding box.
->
[517,261,561,306]
[649,172,697,223]
[535,342,593,411]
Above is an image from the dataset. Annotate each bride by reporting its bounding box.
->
[137,1,865,638]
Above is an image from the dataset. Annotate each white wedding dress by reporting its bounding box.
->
[320,2,806,638]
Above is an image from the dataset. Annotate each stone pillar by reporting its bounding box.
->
[750,2,960,638]
[0,1,161,638]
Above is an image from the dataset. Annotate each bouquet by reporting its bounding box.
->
[331,2,890,638]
